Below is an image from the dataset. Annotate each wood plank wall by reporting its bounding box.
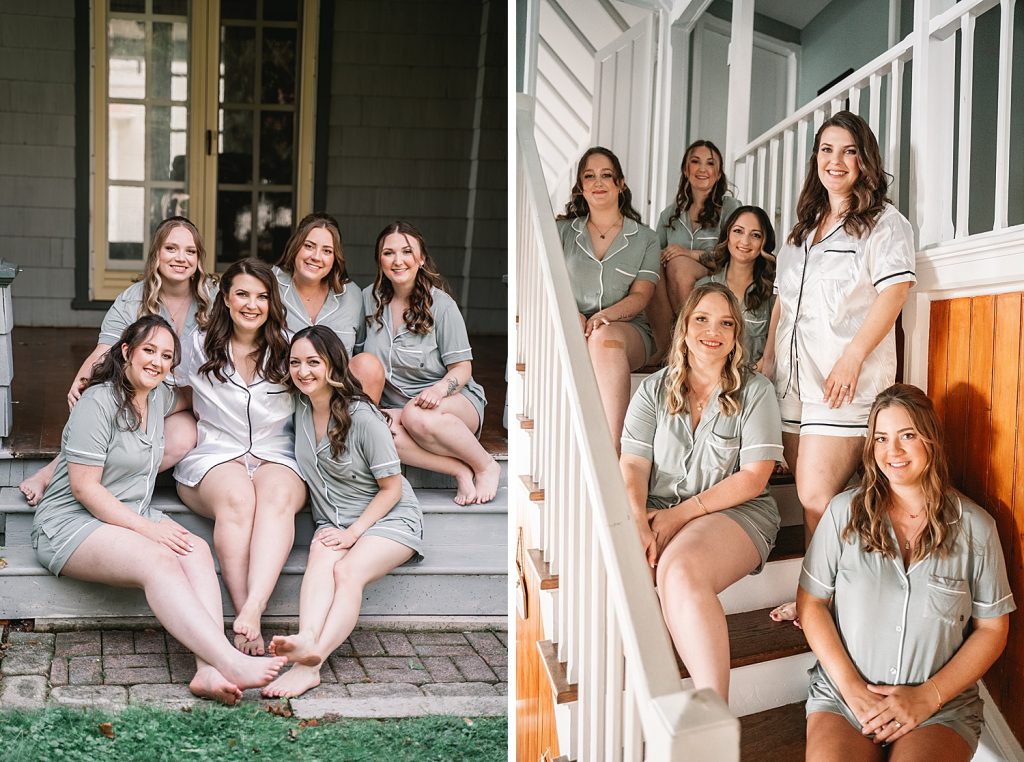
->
[515,519,559,760]
[928,292,1024,744]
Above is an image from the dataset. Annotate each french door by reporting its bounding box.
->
[91,0,317,300]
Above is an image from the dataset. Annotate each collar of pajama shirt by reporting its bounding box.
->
[557,216,661,317]
[620,369,784,507]
[655,196,742,253]
[272,266,364,352]
[799,488,1015,691]
[172,331,298,487]
[773,204,916,402]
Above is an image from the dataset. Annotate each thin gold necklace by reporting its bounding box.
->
[589,216,622,239]
[689,384,715,413]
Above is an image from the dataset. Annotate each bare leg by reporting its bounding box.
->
[586,322,647,456]
[771,432,862,624]
[232,463,307,654]
[889,724,973,762]
[399,396,500,503]
[385,410,478,505]
[646,277,675,363]
[350,352,386,404]
[655,513,761,701]
[19,458,58,506]
[160,411,198,471]
[177,462,257,651]
[663,256,710,313]
[264,536,413,698]
[61,525,285,691]
[806,712,885,762]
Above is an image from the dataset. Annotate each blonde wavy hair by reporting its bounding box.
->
[140,216,213,329]
[842,384,959,561]
[664,282,746,417]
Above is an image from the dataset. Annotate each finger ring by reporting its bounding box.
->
[841,384,850,389]
[893,721,902,729]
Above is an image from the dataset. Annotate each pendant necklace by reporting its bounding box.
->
[690,385,715,413]
[590,216,622,240]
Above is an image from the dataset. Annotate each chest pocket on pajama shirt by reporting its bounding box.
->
[697,415,741,483]
[819,248,858,281]
[394,345,429,370]
[925,575,971,626]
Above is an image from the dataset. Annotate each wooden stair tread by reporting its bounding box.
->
[537,640,577,704]
[516,413,534,430]
[518,474,544,502]
[739,702,805,761]
[768,524,803,562]
[677,607,809,679]
[526,548,558,590]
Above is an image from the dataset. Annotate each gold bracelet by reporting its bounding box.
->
[694,494,709,515]
[928,679,943,709]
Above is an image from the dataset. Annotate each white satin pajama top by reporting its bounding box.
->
[173,331,300,487]
[773,204,916,404]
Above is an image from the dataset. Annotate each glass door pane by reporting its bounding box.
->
[106,1,190,266]
[215,0,299,267]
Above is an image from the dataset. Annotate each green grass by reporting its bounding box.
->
[0,705,507,761]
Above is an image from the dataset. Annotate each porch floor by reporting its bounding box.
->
[7,329,507,458]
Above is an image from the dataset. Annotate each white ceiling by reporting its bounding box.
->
[755,0,833,30]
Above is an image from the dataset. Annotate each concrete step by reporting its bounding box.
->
[0,487,507,548]
[0,539,505,621]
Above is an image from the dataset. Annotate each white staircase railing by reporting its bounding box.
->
[514,93,740,761]
[734,0,1019,248]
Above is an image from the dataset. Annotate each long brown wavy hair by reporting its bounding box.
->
[666,140,730,231]
[664,282,747,417]
[843,384,959,561]
[705,205,777,313]
[276,212,350,293]
[140,216,213,329]
[288,326,376,458]
[788,111,891,246]
[367,221,450,335]
[199,258,290,384]
[86,315,180,432]
[556,146,643,223]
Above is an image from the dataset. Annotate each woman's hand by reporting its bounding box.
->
[584,311,614,337]
[315,526,360,551]
[144,518,195,555]
[636,521,658,570]
[823,349,865,408]
[859,684,938,743]
[647,504,693,560]
[67,376,90,410]
[754,353,774,379]
[660,244,691,266]
[836,681,887,727]
[413,381,448,410]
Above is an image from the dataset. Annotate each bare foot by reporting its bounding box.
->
[261,664,322,698]
[189,665,243,705]
[233,632,265,656]
[19,473,49,507]
[453,467,477,506]
[220,653,287,691]
[473,459,502,504]
[233,610,264,655]
[268,632,322,667]
[769,601,802,628]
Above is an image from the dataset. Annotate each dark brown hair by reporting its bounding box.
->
[288,325,375,458]
[666,140,730,231]
[200,258,290,384]
[276,212,349,293]
[788,111,891,246]
[556,146,643,222]
[86,315,180,431]
[705,205,777,313]
[367,221,450,335]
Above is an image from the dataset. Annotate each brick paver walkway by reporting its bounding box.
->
[0,624,507,717]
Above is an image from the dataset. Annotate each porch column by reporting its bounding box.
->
[723,0,753,172]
